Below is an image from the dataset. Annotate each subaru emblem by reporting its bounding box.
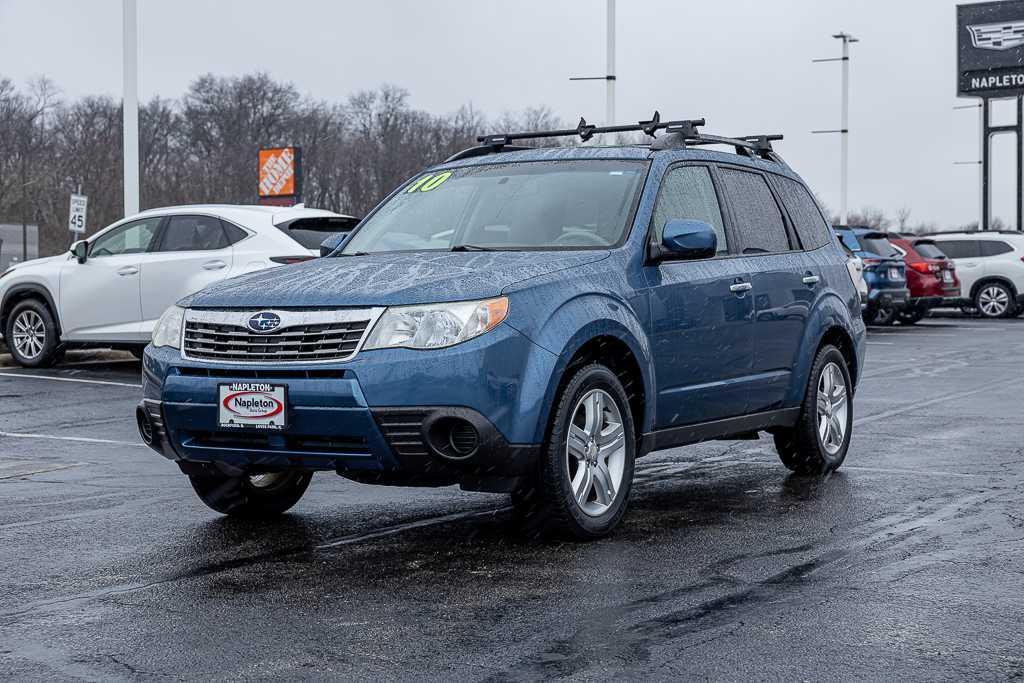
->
[247,311,282,334]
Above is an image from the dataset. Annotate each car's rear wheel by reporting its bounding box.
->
[773,345,852,475]
[897,307,925,325]
[5,299,61,368]
[187,469,313,517]
[975,282,1016,319]
[870,304,897,326]
[513,363,635,540]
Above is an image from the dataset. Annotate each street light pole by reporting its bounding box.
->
[570,0,617,126]
[813,32,858,225]
[606,0,616,127]
[123,0,139,217]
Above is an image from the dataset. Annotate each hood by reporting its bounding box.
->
[188,250,609,308]
[4,253,67,273]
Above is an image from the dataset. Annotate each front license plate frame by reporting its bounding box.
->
[217,383,288,431]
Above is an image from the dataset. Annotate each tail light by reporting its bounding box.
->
[909,262,941,274]
[270,256,315,265]
[862,258,880,271]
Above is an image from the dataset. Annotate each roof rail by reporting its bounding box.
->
[444,111,785,165]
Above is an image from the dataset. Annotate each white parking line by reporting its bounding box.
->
[0,372,141,389]
[0,431,142,447]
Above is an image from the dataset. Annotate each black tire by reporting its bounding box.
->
[188,469,313,517]
[773,345,853,475]
[513,363,636,540]
[974,282,1017,319]
[897,307,925,325]
[870,304,896,326]
[4,299,61,368]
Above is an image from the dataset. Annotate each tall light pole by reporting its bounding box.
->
[123,0,139,217]
[570,0,617,126]
[813,32,858,225]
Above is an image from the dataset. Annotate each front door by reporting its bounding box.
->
[140,214,236,329]
[645,164,755,429]
[59,217,162,342]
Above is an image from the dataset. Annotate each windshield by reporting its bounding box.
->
[342,160,647,254]
[858,235,901,258]
[913,241,947,260]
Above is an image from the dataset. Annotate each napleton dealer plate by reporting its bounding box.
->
[218,383,288,430]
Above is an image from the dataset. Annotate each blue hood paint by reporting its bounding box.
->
[188,250,610,308]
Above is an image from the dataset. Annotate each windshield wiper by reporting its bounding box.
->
[337,251,370,257]
[450,244,495,252]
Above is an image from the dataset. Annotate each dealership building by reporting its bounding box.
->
[0,223,39,270]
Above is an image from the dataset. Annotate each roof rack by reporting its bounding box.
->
[445,111,785,164]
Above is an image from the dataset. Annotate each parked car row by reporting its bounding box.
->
[0,204,359,367]
[833,226,1024,324]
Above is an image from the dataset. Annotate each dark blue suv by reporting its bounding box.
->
[138,117,866,539]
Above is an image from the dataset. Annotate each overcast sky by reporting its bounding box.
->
[0,0,1013,228]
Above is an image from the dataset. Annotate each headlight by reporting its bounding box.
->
[364,297,508,351]
[152,305,186,349]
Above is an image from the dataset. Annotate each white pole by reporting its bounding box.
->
[122,0,139,217]
[839,36,850,226]
[979,102,985,230]
[606,0,616,126]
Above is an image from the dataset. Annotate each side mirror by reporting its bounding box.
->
[71,240,88,264]
[319,232,350,257]
[657,219,717,261]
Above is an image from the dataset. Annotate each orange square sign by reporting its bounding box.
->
[258,147,297,198]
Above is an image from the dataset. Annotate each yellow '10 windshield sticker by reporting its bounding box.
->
[405,171,453,194]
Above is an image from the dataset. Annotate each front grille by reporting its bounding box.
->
[184,430,368,456]
[183,318,370,363]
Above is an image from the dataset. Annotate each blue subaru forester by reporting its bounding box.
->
[139,116,866,539]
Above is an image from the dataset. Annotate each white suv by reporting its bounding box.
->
[928,232,1024,318]
[0,204,358,367]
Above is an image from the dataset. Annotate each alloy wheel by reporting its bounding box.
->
[566,389,627,517]
[816,362,849,456]
[11,310,46,360]
[978,286,1009,317]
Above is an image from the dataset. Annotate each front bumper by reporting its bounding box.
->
[140,324,555,491]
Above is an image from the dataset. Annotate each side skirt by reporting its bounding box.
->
[638,408,801,457]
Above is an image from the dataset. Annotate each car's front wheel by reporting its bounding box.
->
[774,344,853,475]
[5,299,61,368]
[514,363,636,540]
[188,469,313,517]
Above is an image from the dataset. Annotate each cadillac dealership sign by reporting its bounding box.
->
[959,1,1024,97]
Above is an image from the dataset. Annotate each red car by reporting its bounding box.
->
[889,236,960,324]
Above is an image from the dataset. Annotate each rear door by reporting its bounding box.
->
[59,216,162,341]
[644,163,755,428]
[140,214,236,326]
[718,167,809,413]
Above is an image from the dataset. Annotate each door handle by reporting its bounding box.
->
[117,266,139,276]
[730,282,753,294]
[802,275,821,285]
[202,260,227,271]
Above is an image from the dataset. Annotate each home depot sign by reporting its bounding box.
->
[257,146,302,206]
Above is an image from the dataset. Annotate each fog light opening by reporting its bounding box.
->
[136,406,154,446]
[426,417,480,460]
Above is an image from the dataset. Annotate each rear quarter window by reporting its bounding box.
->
[278,217,360,250]
[912,241,947,259]
[773,176,832,250]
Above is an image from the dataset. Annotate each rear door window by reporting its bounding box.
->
[650,166,728,254]
[157,215,229,252]
[718,169,791,254]
[773,176,831,250]
[980,240,1014,257]
[935,240,980,259]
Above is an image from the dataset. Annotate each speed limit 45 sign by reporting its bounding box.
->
[68,194,88,234]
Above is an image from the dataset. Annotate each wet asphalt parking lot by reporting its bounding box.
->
[2,315,1024,681]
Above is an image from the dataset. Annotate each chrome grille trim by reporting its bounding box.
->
[181,307,385,365]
